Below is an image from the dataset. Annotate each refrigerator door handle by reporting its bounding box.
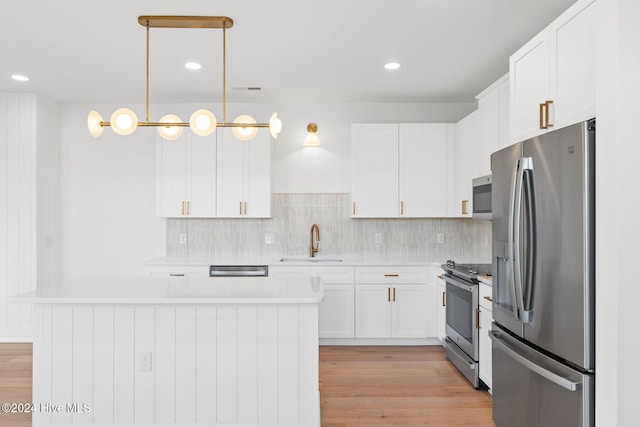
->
[511,158,526,321]
[507,159,523,321]
[490,331,581,392]
[521,158,536,324]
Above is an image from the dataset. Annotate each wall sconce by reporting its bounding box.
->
[304,123,320,146]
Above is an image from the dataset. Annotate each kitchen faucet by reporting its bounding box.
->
[310,224,320,257]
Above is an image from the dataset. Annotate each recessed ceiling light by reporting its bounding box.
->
[185,62,202,70]
[11,74,30,82]
[384,62,401,70]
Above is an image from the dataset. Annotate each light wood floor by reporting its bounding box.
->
[0,344,494,426]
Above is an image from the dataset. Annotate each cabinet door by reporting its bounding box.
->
[455,111,479,217]
[319,284,355,338]
[479,92,502,177]
[156,134,187,217]
[552,0,596,128]
[399,124,448,217]
[479,308,493,389]
[351,124,399,218]
[438,280,446,342]
[391,285,428,338]
[243,131,271,218]
[187,134,216,217]
[217,129,245,217]
[355,285,392,338]
[510,32,551,142]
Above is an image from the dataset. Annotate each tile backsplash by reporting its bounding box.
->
[167,193,492,263]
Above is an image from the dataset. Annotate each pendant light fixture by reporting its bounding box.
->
[87,16,281,141]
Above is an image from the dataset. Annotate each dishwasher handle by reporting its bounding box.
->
[209,265,269,277]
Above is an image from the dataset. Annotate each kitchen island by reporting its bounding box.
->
[12,276,323,427]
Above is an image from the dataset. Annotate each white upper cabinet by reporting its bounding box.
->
[510,0,596,142]
[156,133,216,217]
[351,123,452,218]
[217,128,271,218]
[351,124,399,218]
[399,124,452,217]
[452,111,479,217]
[477,74,510,177]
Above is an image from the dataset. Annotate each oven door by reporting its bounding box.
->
[445,274,479,360]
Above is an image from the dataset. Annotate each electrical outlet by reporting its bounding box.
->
[179,234,188,245]
[264,233,275,244]
[138,351,152,372]
[374,233,383,244]
[437,233,445,244]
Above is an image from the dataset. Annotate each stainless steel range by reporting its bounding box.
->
[441,260,492,388]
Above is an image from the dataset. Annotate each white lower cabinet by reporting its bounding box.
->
[269,265,355,339]
[478,282,493,389]
[145,265,209,277]
[428,266,447,343]
[355,267,431,339]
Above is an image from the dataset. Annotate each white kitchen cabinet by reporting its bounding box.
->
[156,132,217,217]
[427,266,447,343]
[478,282,493,390]
[477,74,510,177]
[269,265,355,339]
[351,123,453,218]
[452,110,479,217]
[510,0,596,142]
[217,128,271,218]
[355,267,431,339]
[351,124,399,217]
[146,265,210,278]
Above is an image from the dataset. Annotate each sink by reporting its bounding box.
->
[280,256,343,263]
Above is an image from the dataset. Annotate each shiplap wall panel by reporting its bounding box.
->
[33,303,320,426]
[72,306,93,424]
[216,306,238,423]
[113,306,135,423]
[94,306,115,423]
[155,306,176,423]
[175,307,197,423]
[257,306,279,422]
[237,306,259,423]
[195,306,217,423]
[51,305,73,425]
[134,307,155,423]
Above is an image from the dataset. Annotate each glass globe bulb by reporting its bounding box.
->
[110,108,138,135]
[232,115,258,141]
[158,115,184,140]
[87,110,104,137]
[189,110,217,136]
[269,112,282,139]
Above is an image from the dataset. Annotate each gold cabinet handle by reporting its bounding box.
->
[400,201,404,215]
[393,287,396,302]
[384,274,399,277]
[387,287,391,302]
[462,200,468,215]
[483,295,493,302]
[186,201,190,215]
[437,275,444,280]
[475,309,481,330]
[352,202,356,215]
[239,201,243,215]
[442,291,446,307]
[181,201,185,215]
[540,102,546,129]
[244,201,247,215]
[545,100,553,128]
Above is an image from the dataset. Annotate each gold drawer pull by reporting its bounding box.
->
[437,275,444,280]
[384,274,399,277]
[483,295,493,302]
[393,287,396,302]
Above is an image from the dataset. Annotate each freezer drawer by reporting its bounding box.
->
[490,326,593,427]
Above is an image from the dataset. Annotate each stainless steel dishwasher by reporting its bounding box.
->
[209,265,269,277]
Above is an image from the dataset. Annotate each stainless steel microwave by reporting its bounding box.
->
[472,175,492,220]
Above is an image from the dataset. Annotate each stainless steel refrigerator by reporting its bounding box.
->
[490,119,595,427]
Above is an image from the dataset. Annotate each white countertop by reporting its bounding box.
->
[11,276,323,305]
[478,275,493,286]
[143,256,445,268]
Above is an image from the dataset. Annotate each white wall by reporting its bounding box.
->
[595,1,640,425]
[60,101,474,280]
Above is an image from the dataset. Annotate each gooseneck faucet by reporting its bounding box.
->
[310,224,320,257]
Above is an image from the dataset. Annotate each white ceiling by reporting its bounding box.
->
[0,0,576,105]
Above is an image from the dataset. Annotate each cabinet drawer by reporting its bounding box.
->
[268,266,313,277]
[355,266,427,284]
[146,265,209,277]
[313,266,355,284]
[479,283,493,311]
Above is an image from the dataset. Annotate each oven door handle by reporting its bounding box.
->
[444,274,475,292]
